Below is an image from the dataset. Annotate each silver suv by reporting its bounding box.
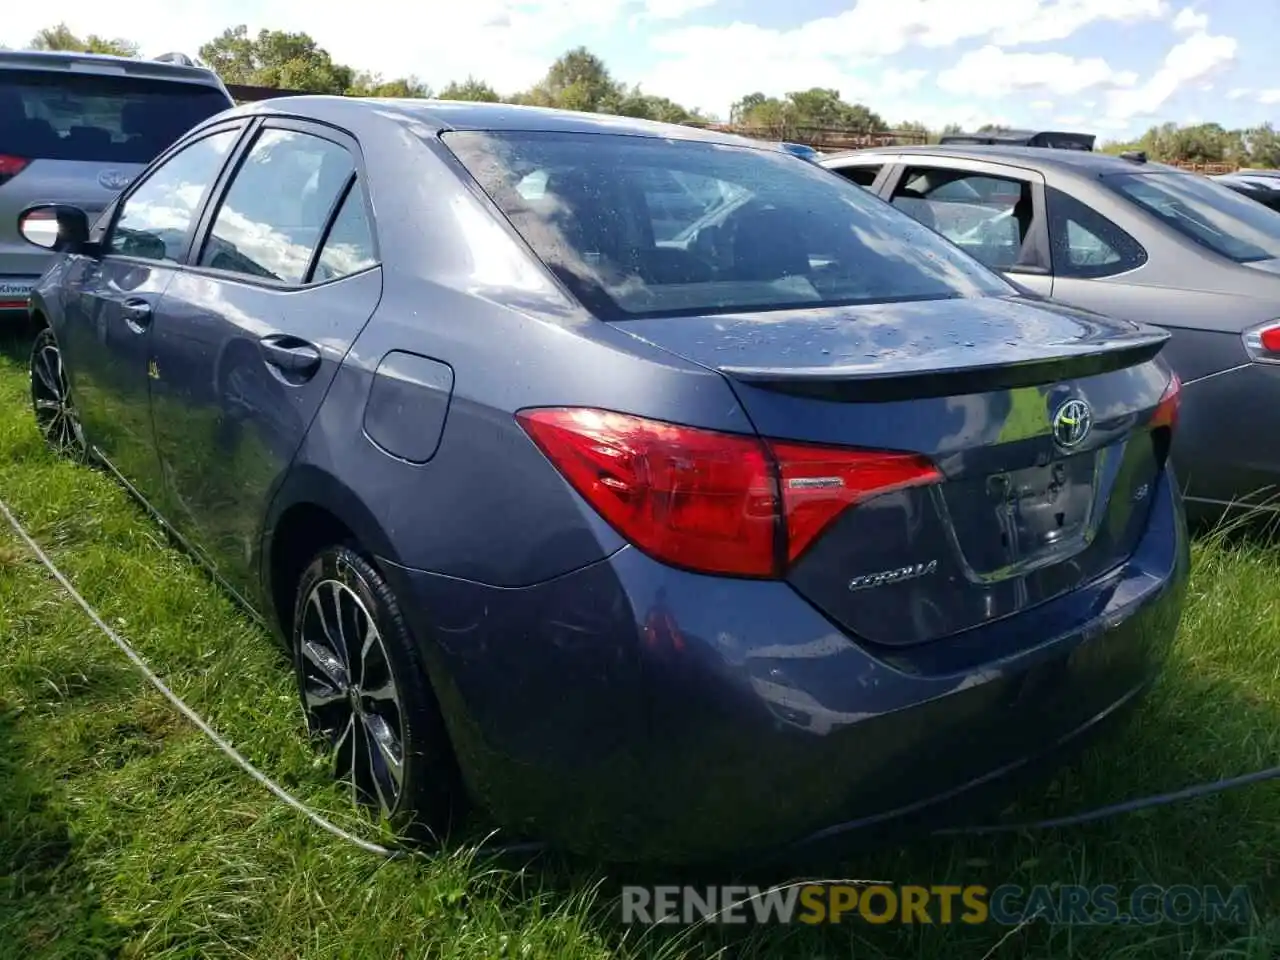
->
[1,50,233,314]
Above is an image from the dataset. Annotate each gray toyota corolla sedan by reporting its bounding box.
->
[18,98,1188,863]
[823,146,1280,524]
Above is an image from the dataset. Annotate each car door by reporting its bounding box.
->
[878,157,1055,298]
[147,118,381,600]
[56,121,246,500]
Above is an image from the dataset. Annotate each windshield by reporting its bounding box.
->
[1107,172,1280,263]
[444,130,1014,320]
[0,69,232,164]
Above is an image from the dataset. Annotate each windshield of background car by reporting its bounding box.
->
[1107,171,1280,263]
[1,69,231,164]
[443,130,1015,319]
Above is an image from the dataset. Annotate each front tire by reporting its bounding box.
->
[30,327,86,460]
[291,544,462,837]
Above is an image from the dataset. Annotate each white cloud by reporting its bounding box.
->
[938,46,1138,98]
[1171,6,1208,32]
[640,0,716,18]
[1258,90,1280,105]
[1031,99,1055,110]
[1104,27,1237,122]
[644,0,1173,117]
[1227,88,1252,100]
[881,68,929,94]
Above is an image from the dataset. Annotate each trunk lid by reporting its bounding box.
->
[617,295,1174,647]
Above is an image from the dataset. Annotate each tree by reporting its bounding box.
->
[727,88,884,137]
[1243,124,1280,168]
[438,78,501,102]
[895,120,933,143]
[30,22,137,57]
[539,46,620,112]
[198,26,354,93]
[349,72,430,98]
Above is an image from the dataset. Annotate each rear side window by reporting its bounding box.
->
[1045,187,1147,278]
[444,130,1012,320]
[198,128,356,285]
[108,129,238,262]
[0,69,232,164]
[312,181,378,282]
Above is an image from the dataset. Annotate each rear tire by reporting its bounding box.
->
[291,544,463,837]
[29,327,86,460]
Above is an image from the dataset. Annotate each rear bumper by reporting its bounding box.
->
[0,275,40,314]
[380,465,1189,864]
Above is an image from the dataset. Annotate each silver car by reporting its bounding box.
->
[1,49,233,313]
[822,145,1280,523]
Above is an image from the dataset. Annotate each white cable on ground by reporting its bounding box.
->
[0,496,399,859]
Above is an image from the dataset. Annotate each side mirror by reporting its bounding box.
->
[18,204,94,254]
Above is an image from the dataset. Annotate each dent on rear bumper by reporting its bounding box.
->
[379,467,1189,863]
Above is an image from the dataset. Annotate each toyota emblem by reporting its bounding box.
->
[1052,398,1092,448]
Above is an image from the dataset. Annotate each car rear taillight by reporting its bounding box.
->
[516,407,942,578]
[1150,372,1181,437]
[1244,320,1280,362]
[0,155,29,187]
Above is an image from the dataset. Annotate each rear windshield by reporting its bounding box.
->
[1,69,232,164]
[1107,172,1280,263]
[444,130,1013,320]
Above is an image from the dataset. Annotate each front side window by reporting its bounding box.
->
[444,131,1012,320]
[1107,172,1280,264]
[1,70,232,164]
[198,128,356,284]
[108,128,239,262]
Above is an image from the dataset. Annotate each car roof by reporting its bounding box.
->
[222,95,776,148]
[0,48,226,88]
[821,144,1184,177]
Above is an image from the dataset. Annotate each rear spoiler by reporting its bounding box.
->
[720,331,1169,402]
[0,50,223,88]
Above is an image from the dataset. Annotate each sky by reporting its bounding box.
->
[2,0,1274,139]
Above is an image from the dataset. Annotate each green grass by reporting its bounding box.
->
[0,329,1278,959]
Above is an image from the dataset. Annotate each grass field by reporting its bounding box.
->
[1,328,1278,959]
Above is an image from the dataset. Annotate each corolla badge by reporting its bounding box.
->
[1051,398,1092,448]
[848,560,937,592]
[98,169,134,191]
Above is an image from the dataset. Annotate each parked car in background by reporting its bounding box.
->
[1213,171,1280,212]
[939,129,1096,150]
[0,49,233,314]
[821,145,1280,524]
[19,99,1186,863]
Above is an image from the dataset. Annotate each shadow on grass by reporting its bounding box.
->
[0,699,129,959]
[481,662,1280,960]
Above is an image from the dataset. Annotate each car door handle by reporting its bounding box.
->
[259,336,321,378]
[121,297,152,332]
